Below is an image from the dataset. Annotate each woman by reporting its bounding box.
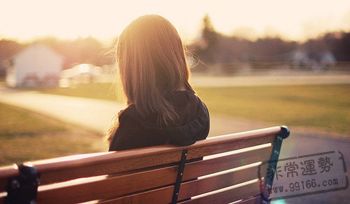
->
[107,15,210,151]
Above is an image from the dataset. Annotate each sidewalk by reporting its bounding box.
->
[0,90,124,133]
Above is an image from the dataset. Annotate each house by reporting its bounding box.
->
[6,44,63,87]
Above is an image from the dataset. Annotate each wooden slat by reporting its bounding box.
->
[37,171,174,204]
[0,152,107,192]
[0,126,281,194]
[183,145,271,181]
[179,165,266,200]
[238,195,261,204]
[0,194,5,204]
[180,181,261,204]
[38,150,181,186]
[186,133,275,161]
[0,165,17,193]
[99,165,264,204]
[0,147,183,191]
[101,185,173,204]
[36,145,271,203]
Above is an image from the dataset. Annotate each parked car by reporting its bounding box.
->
[60,64,102,86]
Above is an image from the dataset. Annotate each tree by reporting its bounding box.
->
[0,39,25,76]
[200,15,219,64]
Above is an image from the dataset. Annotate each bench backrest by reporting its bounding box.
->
[0,126,289,204]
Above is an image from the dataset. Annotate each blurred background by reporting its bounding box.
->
[0,0,349,202]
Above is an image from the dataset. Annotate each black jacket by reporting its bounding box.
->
[109,90,210,151]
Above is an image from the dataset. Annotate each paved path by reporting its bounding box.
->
[0,88,349,203]
[0,88,124,133]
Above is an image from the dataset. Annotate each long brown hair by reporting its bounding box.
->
[107,15,194,141]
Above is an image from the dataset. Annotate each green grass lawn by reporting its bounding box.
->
[40,83,350,135]
[0,102,106,166]
[40,83,121,101]
[195,85,350,135]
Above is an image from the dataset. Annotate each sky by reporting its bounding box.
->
[0,0,350,43]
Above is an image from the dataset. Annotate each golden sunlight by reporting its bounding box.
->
[0,0,349,42]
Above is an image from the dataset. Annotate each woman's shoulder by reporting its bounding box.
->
[117,104,138,123]
[171,90,207,111]
[166,89,197,105]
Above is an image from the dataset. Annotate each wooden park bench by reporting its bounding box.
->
[0,126,289,204]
